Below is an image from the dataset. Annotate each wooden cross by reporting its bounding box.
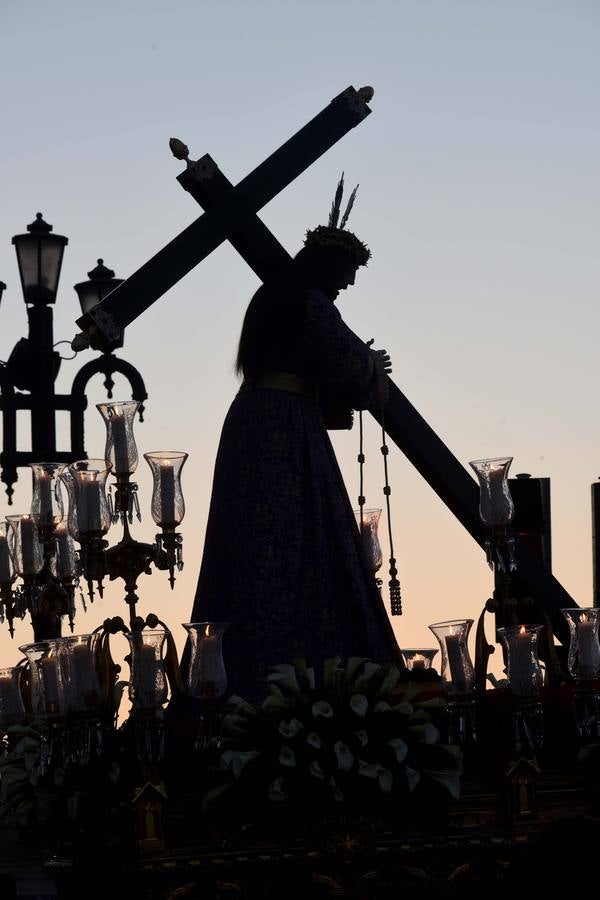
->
[73,86,575,639]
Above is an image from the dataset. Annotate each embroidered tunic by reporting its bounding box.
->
[190,288,400,698]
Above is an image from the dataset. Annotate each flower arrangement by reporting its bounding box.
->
[204,657,462,816]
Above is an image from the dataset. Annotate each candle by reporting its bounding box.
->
[0,671,24,727]
[0,533,11,583]
[71,639,98,709]
[77,472,102,533]
[510,625,535,696]
[411,654,426,671]
[159,461,176,525]
[111,411,130,474]
[37,473,54,524]
[55,523,75,579]
[576,613,600,678]
[40,652,60,714]
[20,516,38,575]
[445,631,468,692]
[138,643,160,707]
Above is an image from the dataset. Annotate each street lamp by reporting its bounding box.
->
[74,259,124,351]
[0,213,147,503]
[11,212,68,305]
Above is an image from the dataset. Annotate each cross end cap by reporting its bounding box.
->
[169,138,189,161]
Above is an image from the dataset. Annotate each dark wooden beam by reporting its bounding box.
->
[76,86,371,344]
[176,159,577,641]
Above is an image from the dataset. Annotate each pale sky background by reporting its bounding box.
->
[0,0,599,680]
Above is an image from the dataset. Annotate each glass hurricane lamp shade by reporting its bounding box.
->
[97,400,140,476]
[469,457,515,527]
[54,522,79,581]
[0,523,13,585]
[57,635,101,713]
[469,456,517,571]
[11,213,68,305]
[497,625,544,698]
[63,460,112,539]
[20,640,64,717]
[183,622,229,703]
[144,452,188,527]
[353,508,383,574]
[127,629,169,709]
[0,667,26,730]
[561,609,600,681]
[30,462,65,528]
[401,648,438,673]
[429,619,475,694]
[6,515,44,577]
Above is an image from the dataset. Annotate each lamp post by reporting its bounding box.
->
[0,213,147,504]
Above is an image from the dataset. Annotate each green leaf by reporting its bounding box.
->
[268,665,301,696]
[219,750,260,780]
[388,737,409,764]
[378,665,401,696]
[407,722,440,745]
[202,783,233,812]
[405,766,421,792]
[425,771,462,799]
[354,662,382,693]
[344,657,368,682]
[323,657,343,690]
[267,777,288,802]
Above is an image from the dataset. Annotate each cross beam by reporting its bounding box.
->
[173,155,575,643]
[72,86,576,640]
[76,86,372,344]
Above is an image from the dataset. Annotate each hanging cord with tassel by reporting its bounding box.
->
[379,402,402,615]
[358,408,365,533]
[357,404,402,616]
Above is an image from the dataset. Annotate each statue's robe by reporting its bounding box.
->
[190,287,400,698]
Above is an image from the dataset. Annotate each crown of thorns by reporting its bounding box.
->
[304,173,371,266]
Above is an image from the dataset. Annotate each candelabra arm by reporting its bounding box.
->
[474,599,496,694]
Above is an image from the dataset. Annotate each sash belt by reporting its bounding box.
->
[239,372,314,396]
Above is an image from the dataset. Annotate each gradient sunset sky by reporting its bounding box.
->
[1,0,599,674]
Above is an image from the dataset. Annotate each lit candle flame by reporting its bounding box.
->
[581,613,589,624]
[519,625,527,635]
[204,624,211,637]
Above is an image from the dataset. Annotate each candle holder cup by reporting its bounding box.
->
[497,624,545,754]
[401,648,438,675]
[562,609,600,739]
[429,619,477,744]
[183,621,229,752]
[0,666,26,732]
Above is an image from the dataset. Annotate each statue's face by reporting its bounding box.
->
[330,260,358,292]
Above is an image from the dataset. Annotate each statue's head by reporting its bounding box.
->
[296,173,370,297]
[292,242,363,296]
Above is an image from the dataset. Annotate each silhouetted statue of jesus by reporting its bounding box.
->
[190,177,402,698]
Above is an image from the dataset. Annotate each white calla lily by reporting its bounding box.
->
[307,732,322,749]
[278,718,303,738]
[350,694,368,718]
[312,700,334,719]
[278,745,297,767]
[334,741,354,772]
[268,776,288,802]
